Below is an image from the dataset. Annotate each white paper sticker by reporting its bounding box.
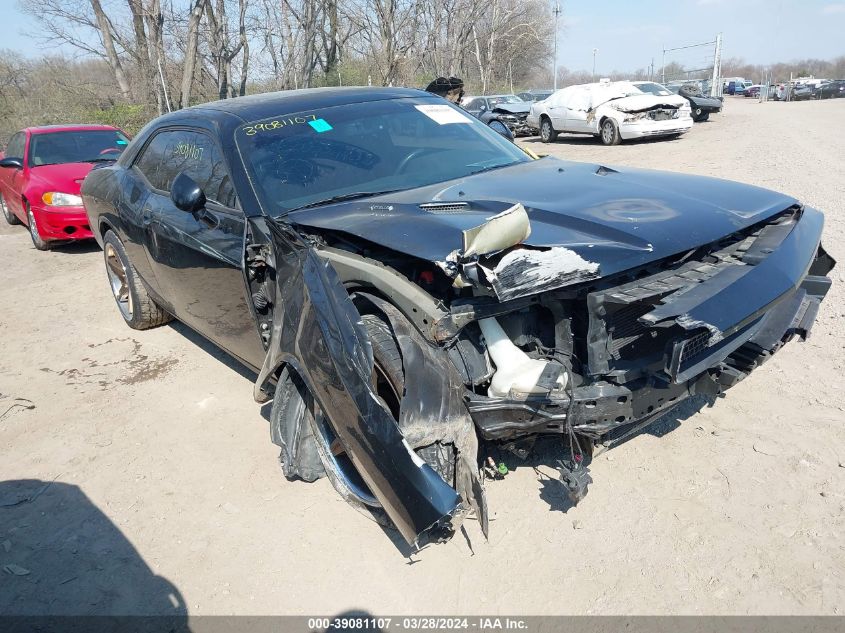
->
[415,104,472,125]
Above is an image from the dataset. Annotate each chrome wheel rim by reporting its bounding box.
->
[602,122,614,143]
[541,120,550,140]
[0,194,7,218]
[28,208,41,242]
[104,243,133,320]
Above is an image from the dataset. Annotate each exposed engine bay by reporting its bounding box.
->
[244,187,833,547]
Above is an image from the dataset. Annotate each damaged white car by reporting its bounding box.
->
[527,81,693,145]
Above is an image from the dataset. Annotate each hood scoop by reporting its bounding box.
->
[419,201,470,214]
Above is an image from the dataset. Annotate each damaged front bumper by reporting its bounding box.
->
[440,205,833,441]
[619,116,693,139]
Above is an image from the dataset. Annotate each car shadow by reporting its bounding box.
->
[47,240,102,255]
[167,320,258,384]
[325,610,385,632]
[0,479,188,621]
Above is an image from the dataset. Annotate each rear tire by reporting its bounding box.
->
[600,118,621,145]
[1,193,21,225]
[539,117,558,143]
[102,230,172,330]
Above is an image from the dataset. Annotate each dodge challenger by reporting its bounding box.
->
[81,87,834,547]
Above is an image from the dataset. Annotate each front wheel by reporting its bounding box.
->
[102,230,172,329]
[539,117,558,143]
[270,312,457,528]
[1,193,21,225]
[26,203,51,250]
[600,118,621,145]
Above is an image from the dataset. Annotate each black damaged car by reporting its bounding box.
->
[82,87,834,547]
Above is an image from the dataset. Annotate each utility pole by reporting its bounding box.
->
[661,45,666,85]
[552,2,562,90]
[592,48,598,80]
[710,32,722,97]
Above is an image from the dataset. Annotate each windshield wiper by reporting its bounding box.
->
[287,189,402,213]
[468,161,519,176]
[85,157,120,163]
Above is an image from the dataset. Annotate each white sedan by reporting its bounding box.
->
[527,81,693,145]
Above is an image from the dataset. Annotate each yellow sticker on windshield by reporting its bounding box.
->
[242,114,319,136]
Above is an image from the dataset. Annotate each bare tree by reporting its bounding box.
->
[180,0,207,108]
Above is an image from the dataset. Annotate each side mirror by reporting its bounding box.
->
[0,157,23,169]
[170,172,206,213]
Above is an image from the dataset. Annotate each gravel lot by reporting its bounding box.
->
[1,96,844,617]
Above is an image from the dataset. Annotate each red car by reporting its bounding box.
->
[0,124,129,250]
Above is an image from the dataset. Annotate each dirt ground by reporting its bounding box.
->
[1,97,844,617]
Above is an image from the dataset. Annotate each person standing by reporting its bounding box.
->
[424,77,465,104]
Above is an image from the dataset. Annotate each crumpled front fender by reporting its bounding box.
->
[253,218,471,546]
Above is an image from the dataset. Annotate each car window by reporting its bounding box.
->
[28,130,129,167]
[465,98,483,111]
[635,82,673,96]
[236,97,529,215]
[134,129,237,208]
[5,132,25,158]
[488,95,523,105]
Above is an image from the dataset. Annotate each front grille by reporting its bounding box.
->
[586,207,800,379]
[647,109,679,121]
[678,330,710,366]
[605,303,655,359]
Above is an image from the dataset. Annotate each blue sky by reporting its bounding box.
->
[0,0,843,73]
[557,0,845,73]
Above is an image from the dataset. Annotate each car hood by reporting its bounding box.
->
[288,157,798,279]
[687,94,723,107]
[28,162,94,195]
[597,94,687,112]
[491,103,531,115]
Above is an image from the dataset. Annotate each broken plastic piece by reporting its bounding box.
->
[478,317,567,398]
[461,203,531,258]
[480,246,600,301]
[557,459,592,505]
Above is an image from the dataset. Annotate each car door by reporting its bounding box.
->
[1,132,27,219]
[136,128,266,370]
[562,87,595,133]
[545,88,571,129]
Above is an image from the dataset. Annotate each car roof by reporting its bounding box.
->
[180,86,431,122]
[25,124,121,135]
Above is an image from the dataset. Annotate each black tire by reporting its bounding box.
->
[600,118,621,145]
[692,108,710,122]
[1,192,21,225]
[270,312,457,528]
[102,230,172,329]
[26,203,52,250]
[539,116,558,143]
